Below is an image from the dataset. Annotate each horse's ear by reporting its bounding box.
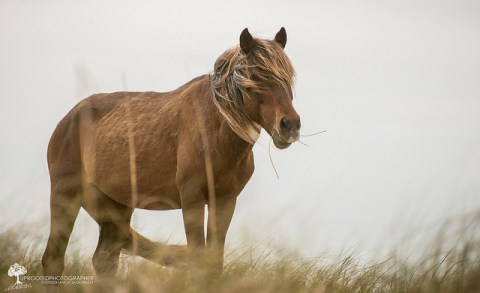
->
[240,28,255,55]
[274,27,287,49]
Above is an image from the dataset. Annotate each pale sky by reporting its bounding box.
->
[1,0,480,260]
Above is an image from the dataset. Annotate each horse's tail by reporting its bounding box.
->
[122,228,187,267]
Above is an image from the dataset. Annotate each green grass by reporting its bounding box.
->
[1,211,479,293]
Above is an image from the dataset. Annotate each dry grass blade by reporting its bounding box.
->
[298,140,309,146]
[268,138,280,180]
[301,130,327,137]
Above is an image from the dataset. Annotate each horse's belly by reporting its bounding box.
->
[86,129,181,209]
[137,185,181,210]
[95,178,181,210]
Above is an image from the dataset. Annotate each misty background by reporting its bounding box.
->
[1,0,479,261]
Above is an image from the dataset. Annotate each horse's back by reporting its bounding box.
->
[48,74,211,172]
[48,75,214,208]
[47,92,164,178]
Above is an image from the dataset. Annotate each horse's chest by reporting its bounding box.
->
[213,157,254,197]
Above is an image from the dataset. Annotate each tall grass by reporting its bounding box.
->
[1,210,479,292]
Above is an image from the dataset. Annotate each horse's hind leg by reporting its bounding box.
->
[42,175,82,276]
[91,190,133,278]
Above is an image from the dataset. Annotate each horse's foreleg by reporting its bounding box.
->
[206,197,237,275]
[181,198,206,248]
[42,177,82,276]
[180,187,206,265]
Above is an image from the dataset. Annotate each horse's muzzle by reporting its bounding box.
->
[272,128,299,149]
[278,116,301,144]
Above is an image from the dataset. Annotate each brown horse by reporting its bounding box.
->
[42,27,300,277]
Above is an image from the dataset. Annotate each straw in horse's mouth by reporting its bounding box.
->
[271,130,292,149]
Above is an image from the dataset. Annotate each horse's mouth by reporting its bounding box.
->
[272,131,293,149]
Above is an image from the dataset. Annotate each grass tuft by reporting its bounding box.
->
[1,210,479,292]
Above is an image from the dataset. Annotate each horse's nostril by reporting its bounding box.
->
[280,117,291,131]
[280,117,300,131]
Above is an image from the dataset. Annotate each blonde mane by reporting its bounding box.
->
[210,39,296,144]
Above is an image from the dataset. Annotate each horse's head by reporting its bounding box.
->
[211,27,300,149]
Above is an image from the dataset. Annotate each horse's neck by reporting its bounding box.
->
[217,118,255,161]
[181,74,256,162]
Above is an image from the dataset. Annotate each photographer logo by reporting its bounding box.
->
[5,263,31,291]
